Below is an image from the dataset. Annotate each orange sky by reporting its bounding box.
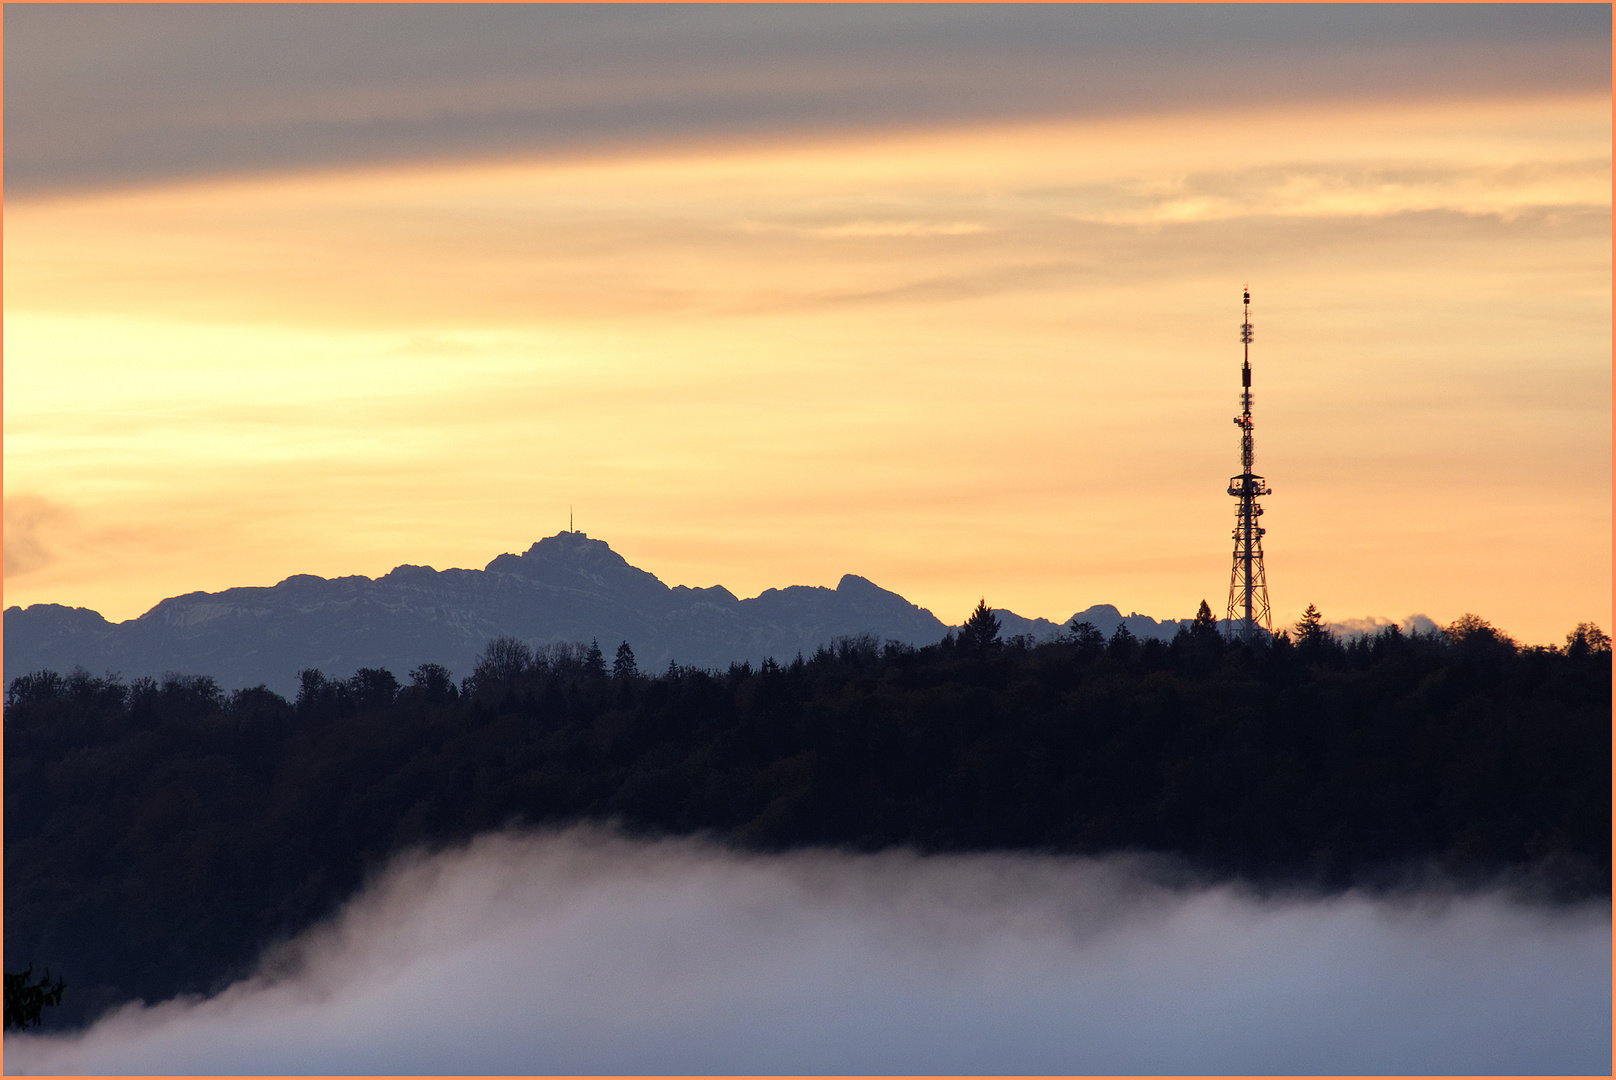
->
[4,86,1610,645]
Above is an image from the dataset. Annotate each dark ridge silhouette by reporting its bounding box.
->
[3,531,1189,696]
[5,614,1608,1031]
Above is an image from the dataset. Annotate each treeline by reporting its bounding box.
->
[5,608,1610,1029]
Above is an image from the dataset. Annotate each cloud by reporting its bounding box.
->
[4,828,1607,1074]
[2,497,77,578]
[5,6,1608,196]
[1066,159,1613,227]
[1326,614,1443,640]
[739,219,992,239]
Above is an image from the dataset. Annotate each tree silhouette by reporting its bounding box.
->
[584,639,607,678]
[472,636,533,694]
[294,668,346,718]
[1192,599,1220,641]
[613,641,638,679]
[1566,622,1612,657]
[1108,622,1136,658]
[1294,603,1328,647]
[1067,619,1105,658]
[959,599,1001,652]
[1446,612,1508,645]
[4,965,65,1031]
[347,667,399,712]
[1444,613,1518,664]
[406,663,458,704]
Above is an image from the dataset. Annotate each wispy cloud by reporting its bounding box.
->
[1070,157,1611,227]
[739,218,992,239]
[5,829,1608,1074]
[2,497,77,579]
[5,6,1607,196]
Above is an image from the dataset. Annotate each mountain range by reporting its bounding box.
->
[3,531,1190,697]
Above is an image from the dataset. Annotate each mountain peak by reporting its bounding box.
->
[4,533,1194,697]
[485,531,630,574]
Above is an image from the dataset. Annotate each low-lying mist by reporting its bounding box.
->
[5,828,1608,1075]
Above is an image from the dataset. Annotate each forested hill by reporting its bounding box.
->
[5,616,1610,1030]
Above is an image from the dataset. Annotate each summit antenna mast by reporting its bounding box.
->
[1225,288,1273,642]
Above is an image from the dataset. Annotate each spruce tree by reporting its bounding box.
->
[1295,603,1328,647]
[612,641,638,679]
[960,599,1002,652]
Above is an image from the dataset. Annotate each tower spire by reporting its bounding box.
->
[1225,288,1272,642]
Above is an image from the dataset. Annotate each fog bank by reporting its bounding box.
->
[5,829,1608,1075]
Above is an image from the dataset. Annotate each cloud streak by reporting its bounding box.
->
[5,829,1608,1075]
[1,497,77,579]
[6,5,1608,196]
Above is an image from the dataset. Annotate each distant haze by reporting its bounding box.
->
[4,829,1608,1075]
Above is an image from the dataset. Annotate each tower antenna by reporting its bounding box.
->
[1225,287,1273,642]
[570,505,573,533]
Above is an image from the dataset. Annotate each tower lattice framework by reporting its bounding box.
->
[1226,289,1272,642]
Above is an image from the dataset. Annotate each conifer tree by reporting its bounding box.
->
[612,641,638,679]
[1295,603,1328,646]
[1067,619,1105,657]
[960,599,1002,652]
[584,639,607,678]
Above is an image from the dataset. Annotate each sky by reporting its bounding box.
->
[4,4,1610,645]
[3,829,1610,1074]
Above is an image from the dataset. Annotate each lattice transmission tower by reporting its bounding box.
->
[1225,288,1272,642]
